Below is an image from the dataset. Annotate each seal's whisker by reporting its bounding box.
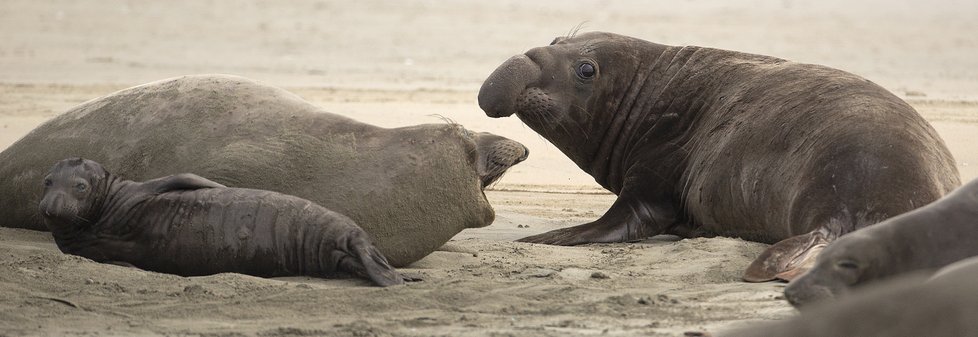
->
[73,214,92,224]
[427,114,458,126]
[568,104,592,140]
[545,110,576,139]
[568,22,588,39]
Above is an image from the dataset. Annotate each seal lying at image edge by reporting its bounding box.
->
[40,158,404,287]
[720,256,978,336]
[784,177,978,306]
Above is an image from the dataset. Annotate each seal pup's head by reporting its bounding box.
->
[783,231,886,307]
[39,158,111,230]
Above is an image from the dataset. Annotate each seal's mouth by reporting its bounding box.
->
[479,141,530,188]
[479,54,542,118]
[38,193,90,226]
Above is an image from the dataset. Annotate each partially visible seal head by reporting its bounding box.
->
[40,158,404,287]
[784,179,978,307]
[722,257,978,337]
[479,31,959,281]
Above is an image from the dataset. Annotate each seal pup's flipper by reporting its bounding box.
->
[743,229,830,282]
[143,173,226,194]
[335,231,405,287]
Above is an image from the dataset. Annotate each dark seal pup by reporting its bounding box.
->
[0,74,528,267]
[40,158,404,287]
[721,257,978,337]
[784,178,978,307]
[478,31,959,281]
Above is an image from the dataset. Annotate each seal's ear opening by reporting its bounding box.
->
[743,230,829,282]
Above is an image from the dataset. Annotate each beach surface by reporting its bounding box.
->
[1,0,976,335]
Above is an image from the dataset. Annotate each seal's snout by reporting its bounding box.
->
[784,279,836,308]
[472,134,530,188]
[39,192,68,219]
[478,54,541,118]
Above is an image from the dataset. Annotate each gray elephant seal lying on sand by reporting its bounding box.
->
[40,158,403,286]
[784,178,978,307]
[478,31,959,281]
[721,257,978,337]
[0,74,528,267]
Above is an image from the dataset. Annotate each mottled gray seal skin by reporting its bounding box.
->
[0,74,528,267]
[784,178,978,307]
[721,257,978,337]
[478,31,959,281]
[40,158,404,286]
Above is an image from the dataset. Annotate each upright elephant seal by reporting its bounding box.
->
[0,74,528,267]
[784,178,978,307]
[40,158,403,286]
[721,257,978,337]
[478,31,959,281]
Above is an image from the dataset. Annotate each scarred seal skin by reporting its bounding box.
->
[0,74,528,267]
[721,257,978,337]
[40,158,403,286]
[784,178,978,307]
[478,31,959,281]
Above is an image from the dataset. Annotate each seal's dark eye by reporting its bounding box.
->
[43,179,52,187]
[75,183,87,192]
[576,62,596,79]
[836,260,859,270]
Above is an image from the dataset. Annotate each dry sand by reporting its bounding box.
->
[2,0,977,336]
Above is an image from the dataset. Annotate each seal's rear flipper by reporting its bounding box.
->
[743,230,830,282]
[337,232,405,287]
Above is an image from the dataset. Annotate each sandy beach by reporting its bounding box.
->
[1,0,977,336]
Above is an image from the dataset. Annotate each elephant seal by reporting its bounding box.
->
[40,158,403,286]
[478,31,959,281]
[0,74,528,267]
[784,178,978,307]
[721,257,978,337]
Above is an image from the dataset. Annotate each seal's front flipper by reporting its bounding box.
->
[336,231,405,287]
[106,261,138,268]
[145,173,226,194]
[517,196,675,245]
[743,229,830,282]
[516,220,632,245]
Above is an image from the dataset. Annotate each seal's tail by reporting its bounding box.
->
[337,230,405,287]
[742,228,831,282]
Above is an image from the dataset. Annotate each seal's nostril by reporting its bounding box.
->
[520,146,530,161]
